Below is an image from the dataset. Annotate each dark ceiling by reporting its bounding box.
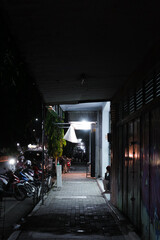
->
[2,1,160,105]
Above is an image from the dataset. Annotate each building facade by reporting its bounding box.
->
[111,45,160,240]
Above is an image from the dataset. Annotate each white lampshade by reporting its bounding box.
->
[63,125,78,143]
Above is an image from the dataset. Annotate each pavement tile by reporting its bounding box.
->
[8,164,141,240]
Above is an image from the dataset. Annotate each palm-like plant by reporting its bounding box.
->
[45,110,66,165]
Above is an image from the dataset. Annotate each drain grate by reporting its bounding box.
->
[64,181,95,184]
[77,229,85,233]
[55,196,87,199]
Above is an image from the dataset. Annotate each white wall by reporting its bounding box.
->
[95,111,101,177]
[101,102,110,178]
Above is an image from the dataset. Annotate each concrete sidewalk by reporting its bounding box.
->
[8,165,141,240]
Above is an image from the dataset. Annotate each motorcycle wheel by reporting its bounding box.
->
[47,175,52,189]
[43,180,48,194]
[14,185,27,201]
[25,183,36,198]
[37,185,42,199]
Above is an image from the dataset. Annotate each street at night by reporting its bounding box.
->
[1,1,160,240]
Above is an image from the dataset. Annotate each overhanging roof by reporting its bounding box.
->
[2,1,160,106]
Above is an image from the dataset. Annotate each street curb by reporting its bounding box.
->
[96,178,125,220]
[8,230,21,240]
[7,185,54,240]
[7,197,46,240]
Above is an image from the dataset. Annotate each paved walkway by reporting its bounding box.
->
[8,164,140,240]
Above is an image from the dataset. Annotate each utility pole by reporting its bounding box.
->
[41,103,45,205]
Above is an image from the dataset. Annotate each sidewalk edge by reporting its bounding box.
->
[7,189,50,240]
[96,178,141,240]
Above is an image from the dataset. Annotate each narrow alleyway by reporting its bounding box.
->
[10,164,135,240]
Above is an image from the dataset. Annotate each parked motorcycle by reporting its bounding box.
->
[31,161,52,193]
[66,157,72,171]
[15,168,42,200]
[0,170,27,201]
[59,156,71,173]
[15,157,52,199]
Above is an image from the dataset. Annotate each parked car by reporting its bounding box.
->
[23,148,52,171]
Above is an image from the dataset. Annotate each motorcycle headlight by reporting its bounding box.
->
[9,158,16,165]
